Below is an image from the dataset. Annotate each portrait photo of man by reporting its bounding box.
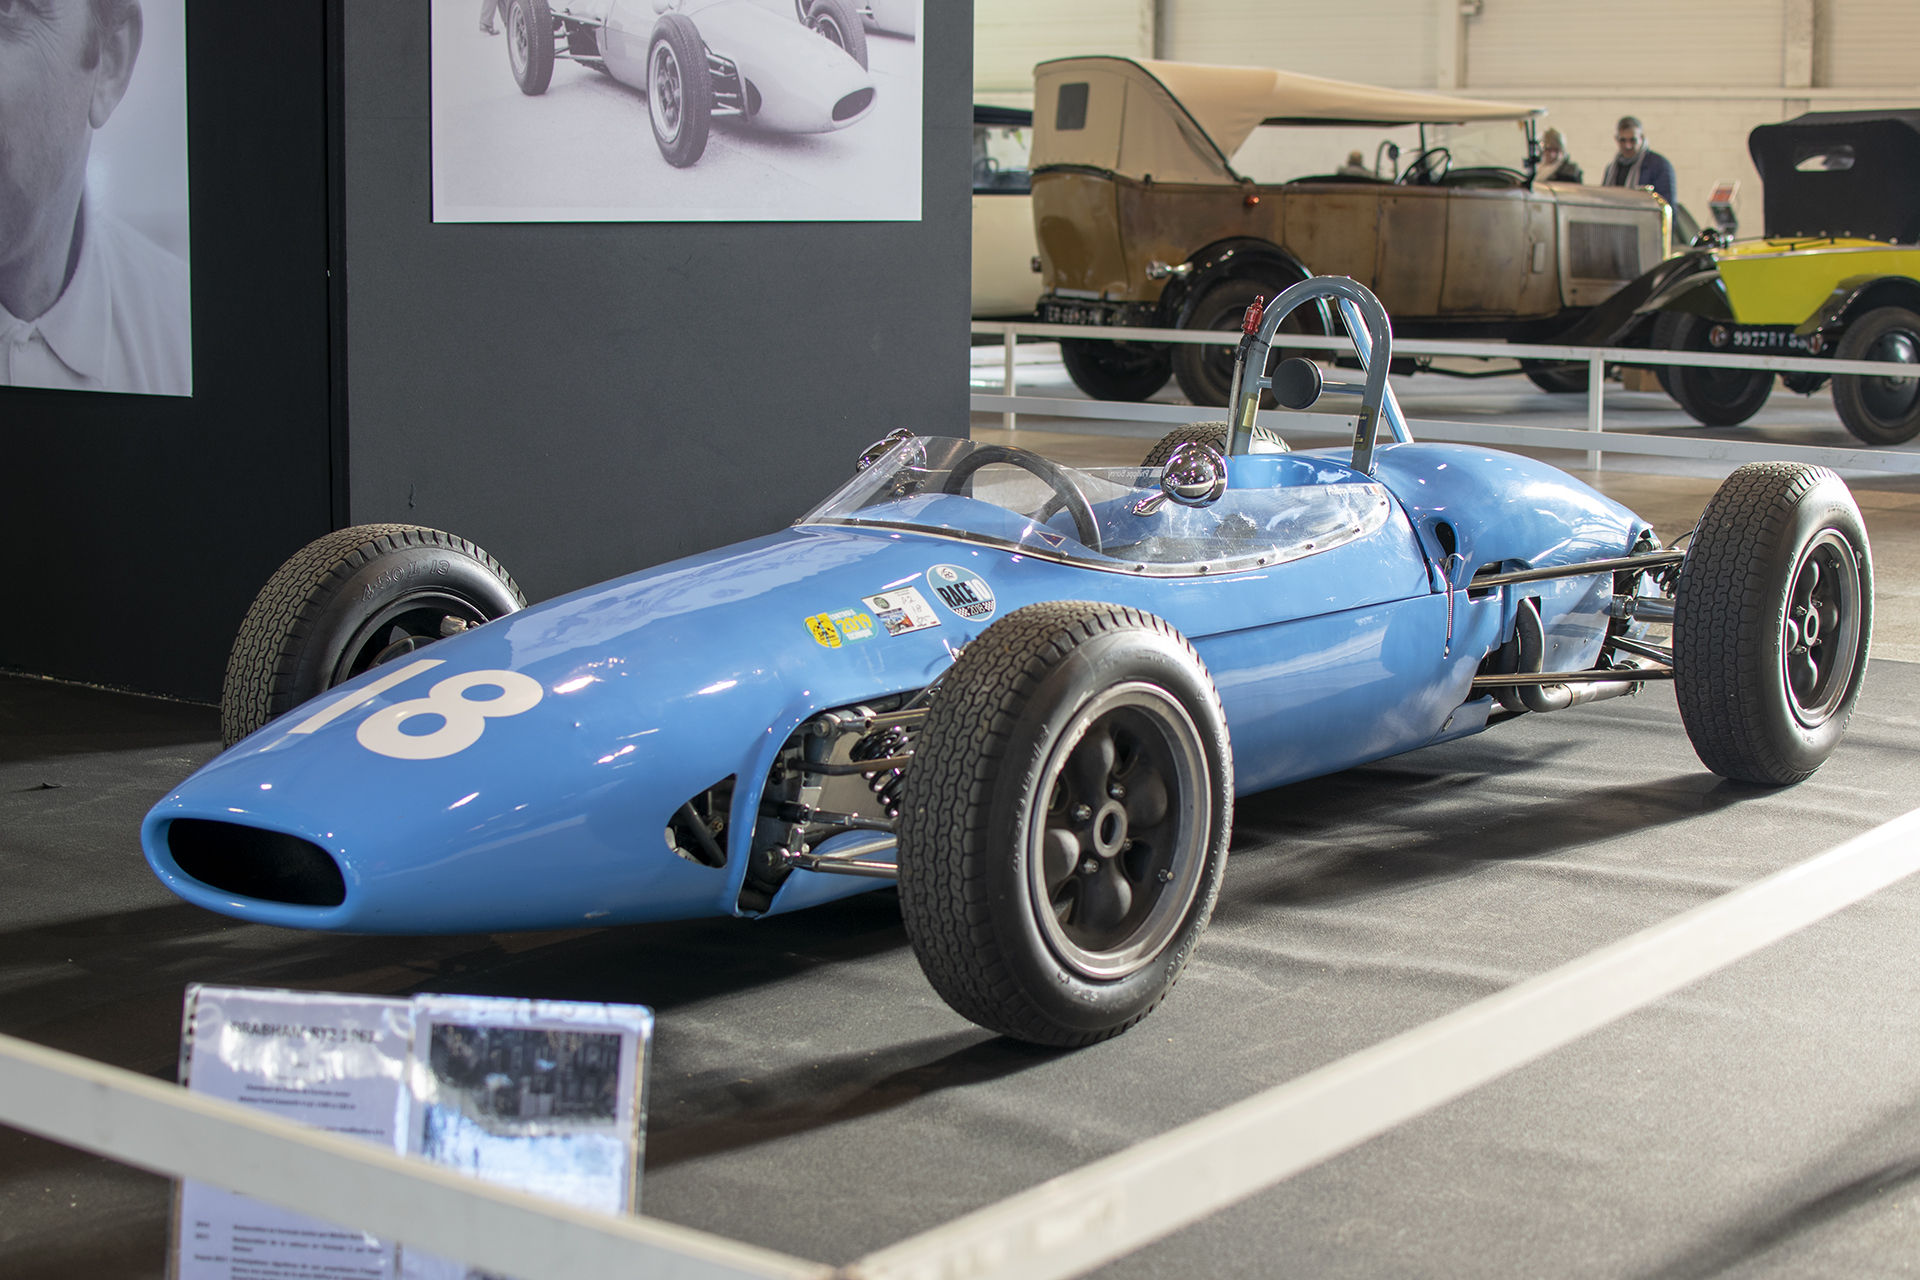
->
[0,0,191,397]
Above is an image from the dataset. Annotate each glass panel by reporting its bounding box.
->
[799,438,1394,576]
[974,123,1033,193]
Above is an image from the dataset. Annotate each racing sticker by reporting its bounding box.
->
[807,609,876,648]
[925,564,996,621]
[861,587,942,637]
[805,614,843,648]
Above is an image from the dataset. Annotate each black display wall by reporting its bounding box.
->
[340,0,972,603]
[0,3,337,702]
[1,1,970,702]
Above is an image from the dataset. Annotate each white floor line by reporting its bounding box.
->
[849,805,1920,1280]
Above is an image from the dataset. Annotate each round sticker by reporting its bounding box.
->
[925,564,996,621]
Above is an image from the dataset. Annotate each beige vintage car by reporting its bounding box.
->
[1030,57,1668,403]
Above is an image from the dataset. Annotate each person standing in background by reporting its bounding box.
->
[1539,127,1582,182]
[1602,116,1676,207]
[480,0,503,35]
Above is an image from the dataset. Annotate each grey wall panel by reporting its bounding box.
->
[0,2,335,701]
[341,0,971,604]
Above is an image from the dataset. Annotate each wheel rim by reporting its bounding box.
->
[331,591,493,688]
[812,13,848,49]
[1859,329,1920,422]
[1780,530,1862,728]
[509,3,529,76]
[649,42,683,143]
[1028,682,1208,981]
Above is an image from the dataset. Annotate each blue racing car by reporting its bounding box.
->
[142,279,1873,1046]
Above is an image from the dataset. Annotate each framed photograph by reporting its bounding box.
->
[0,0,191,395]
[430,0,922,222]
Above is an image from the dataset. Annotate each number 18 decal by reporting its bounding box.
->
[354,669,544,760]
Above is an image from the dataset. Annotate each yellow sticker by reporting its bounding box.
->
[805,613,842,648]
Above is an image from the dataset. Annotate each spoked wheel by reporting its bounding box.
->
[647,14,711,167]
[220,526,526,748]
[1673,462,1872,785]
[897,603,1232,1046]
[1832,306,1920,445]
[505,0,555,95]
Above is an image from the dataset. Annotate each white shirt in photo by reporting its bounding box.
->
[0,205,191,396]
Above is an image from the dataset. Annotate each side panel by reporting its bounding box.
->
[1374,190,1448,316]
[1279,186,1382,287]
[1552,186,1666,308]
[1033,170,1130,298]
[972,193,1042,317]
[1440,189,1535,315]
[1111,180,1282,298]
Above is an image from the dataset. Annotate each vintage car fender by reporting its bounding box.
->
[1795,272,1920,335]
[1155,238,1312,330]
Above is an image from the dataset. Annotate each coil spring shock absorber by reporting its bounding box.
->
[851,724,912,818]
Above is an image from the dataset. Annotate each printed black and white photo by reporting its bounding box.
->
[0,0,190,396]
[431,0,921,222]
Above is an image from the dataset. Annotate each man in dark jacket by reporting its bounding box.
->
[1602,116,1676,207]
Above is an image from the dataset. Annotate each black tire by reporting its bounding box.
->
[647,14,711,168]
[1060,338,1172,402]
[804,0,868,69]
[1141,423,1228,468]
[1832,305,1920,445]
[505,0,555,95]
[1521,360,1588,394]
[1171,277,1315,409]
[897,603,1233,1046]
[1673,463,1872,786]
[1654,311,1774,426]
[220,525,527,748]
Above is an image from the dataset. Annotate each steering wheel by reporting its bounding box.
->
[1399,146,1451,186]
[942,445,1103,552]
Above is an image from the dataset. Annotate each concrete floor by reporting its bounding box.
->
[970,348,1920,664]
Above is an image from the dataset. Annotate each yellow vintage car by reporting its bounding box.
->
[1631,111,1920,444]
[1028,57,1668,404]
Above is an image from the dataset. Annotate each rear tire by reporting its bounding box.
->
[506,0,555,95]
[1673,463,1871,785]
[1654,312,1774,426]
[1060,338,1172,402]
[647,14,711,168]
[804,0,868,69]
[897,603,1232,1046]
[1832,305,1920,445]
[220,526,527,748]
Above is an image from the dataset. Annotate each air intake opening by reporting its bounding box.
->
[833,88,874,122]
[167,819,347,907]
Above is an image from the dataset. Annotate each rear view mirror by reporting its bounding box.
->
[1271,357,1323,410]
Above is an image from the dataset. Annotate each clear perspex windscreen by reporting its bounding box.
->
[798,437,1393,575]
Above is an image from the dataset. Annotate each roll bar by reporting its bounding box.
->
[1225,276,1413,474]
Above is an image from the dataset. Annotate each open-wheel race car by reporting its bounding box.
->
[142,279,1873,1047]
[501,0,875,167]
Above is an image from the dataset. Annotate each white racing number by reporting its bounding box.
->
[354,669,544,760]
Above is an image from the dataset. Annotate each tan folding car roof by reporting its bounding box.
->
[1032,57,1544,184]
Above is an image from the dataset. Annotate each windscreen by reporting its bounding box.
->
[798,437,1393,576]
[974,122,1032,193]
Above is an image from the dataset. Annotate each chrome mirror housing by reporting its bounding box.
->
[1135,440,1227,515]
[857,428,917,472]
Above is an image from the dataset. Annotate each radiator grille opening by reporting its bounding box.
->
[1569,221,1639,280]
[167,819,347,907]
[833,88,874,122]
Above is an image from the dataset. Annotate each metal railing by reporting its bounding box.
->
[970,320,1920,472]
[5,804,1920,1280]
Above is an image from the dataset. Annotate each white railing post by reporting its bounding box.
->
[1587,352,1606,471]
[1002,324,1017,432]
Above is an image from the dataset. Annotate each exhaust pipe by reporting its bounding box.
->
[1497,598,1648,714]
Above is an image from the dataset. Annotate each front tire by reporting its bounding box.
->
[220,526,527,748]
[1673,463,1871,785]
[1832,305,1920,445]
[804,0,868,69]
[505,0,555,95]
[1060,338,1172,402]
[1172,277,1314,408]
[897,603,1232,1046]
[1654,311,1774,426]
[647,14,712,168]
